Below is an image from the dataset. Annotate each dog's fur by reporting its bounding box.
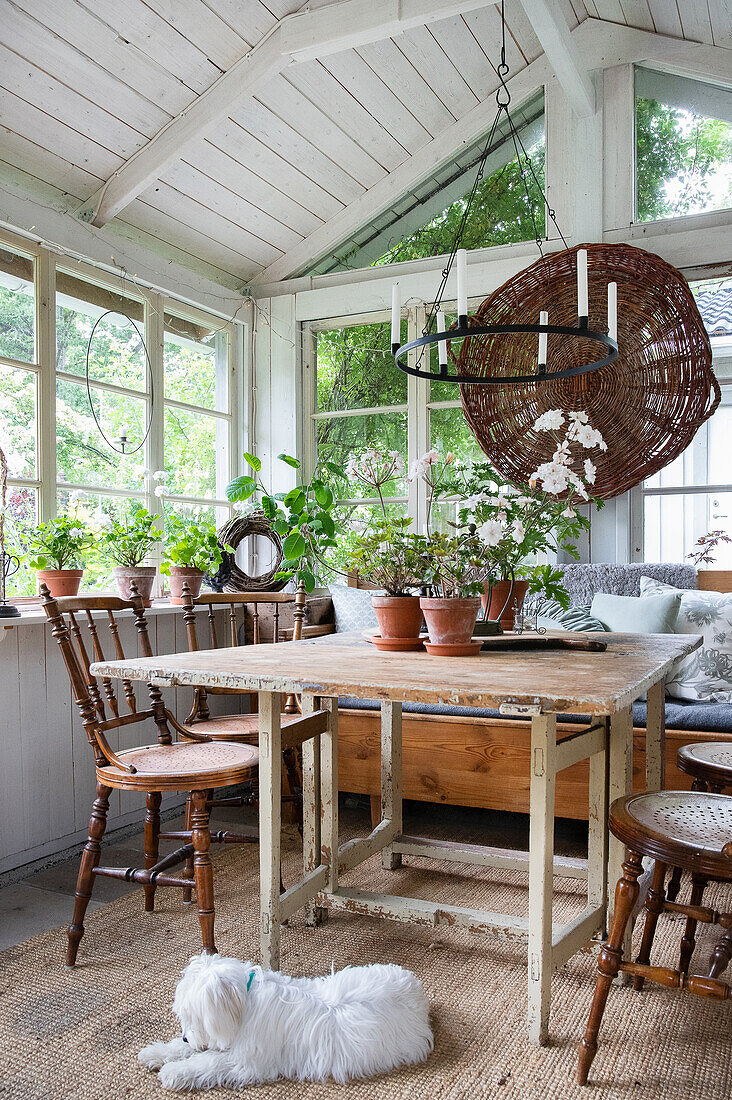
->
[139,953,433,1090]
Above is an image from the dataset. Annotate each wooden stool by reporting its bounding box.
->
[666,743,732,903]
[577,791,732,1086]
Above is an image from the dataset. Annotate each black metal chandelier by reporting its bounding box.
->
[391,2,619,387]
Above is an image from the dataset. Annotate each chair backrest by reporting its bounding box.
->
[40,584,167,769]
[347,569,379,591]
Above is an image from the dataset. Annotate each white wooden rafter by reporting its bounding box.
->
[78,0,500,228]
[517,0,596,117]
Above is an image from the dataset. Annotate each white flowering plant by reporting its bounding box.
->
[97,506,162,568]
[25,513,93,570]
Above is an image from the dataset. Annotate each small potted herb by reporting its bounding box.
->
[26,514,92,597]
[160,515,232,604]
[98,506,161,606]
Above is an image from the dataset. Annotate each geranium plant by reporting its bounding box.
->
[98,507,161,568]
[160,515,232,576]
[26,514,92,570]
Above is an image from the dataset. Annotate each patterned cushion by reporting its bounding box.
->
[640,576,732,703]
[329,585,384,633]
[535,599,607,633]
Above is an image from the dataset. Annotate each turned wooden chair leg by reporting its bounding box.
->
[143,791,162,913]
[67,782,111,967]
[679,873,708,975]
[633,860,667,991]
[666,865,682,902]
[182,796,194,905]
[709,926,732,979]
[190,789,217,955]
[577,849,643,1086]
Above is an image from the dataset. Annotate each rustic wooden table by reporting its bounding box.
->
[92,630,700,1045]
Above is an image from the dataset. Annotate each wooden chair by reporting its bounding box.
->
[40,583,259,966]
[577,791,732,1086]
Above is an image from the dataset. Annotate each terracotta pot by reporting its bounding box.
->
[371,595,423,641]
[167,566,205,605]
[112,565,157,607]
[420,596,481,646]
[481,579,529,631]
[37,568,84,598]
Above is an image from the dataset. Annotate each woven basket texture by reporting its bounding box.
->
[457,243,719,499]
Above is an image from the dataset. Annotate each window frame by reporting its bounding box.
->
[0,227,243,593]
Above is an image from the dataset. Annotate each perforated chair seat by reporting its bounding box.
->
[183,712,303,743]
[610,791,732,881]
[678,741,732,791]
[97,739,259,792]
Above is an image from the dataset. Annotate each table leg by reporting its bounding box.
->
[301,694,326,926]
[528,712,557,1046]
[381,700,402,870]
[258,690,281,970]
[320,698,338,893]
[645,679,666,793]
[587,718,609,930]
[608,705,634,973]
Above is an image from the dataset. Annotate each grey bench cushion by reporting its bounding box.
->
[338,696,732,734]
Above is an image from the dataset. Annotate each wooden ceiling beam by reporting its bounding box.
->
[517,0,596,117]
[77,0,498,229]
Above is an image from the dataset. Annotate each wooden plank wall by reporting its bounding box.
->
[0,609,240,874]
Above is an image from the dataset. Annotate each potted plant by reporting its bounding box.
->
[98,506,161,606]
[418,528,487,652]
[343,449,425,644]
[160,515,232,604]
[26,513,92,597]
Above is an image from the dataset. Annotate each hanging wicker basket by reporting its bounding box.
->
[457,243,720,499]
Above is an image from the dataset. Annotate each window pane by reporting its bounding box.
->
[163,498,230,529]
[429,312,458,401]
[56,273,146,391]
[322,500,408,581]
[164,312,227,412]
[0,363,36,478]
[3,485,37,597]
[0,246,34,363]
[164,407,226,499]
[315,321,407,412]
[430,406,485,465]
[56,378,147,490]
[644,491,732,566]
[636,67,732,222]
[316,411,407,498]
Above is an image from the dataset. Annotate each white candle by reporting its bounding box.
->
[607,281,617,342]
[577,248,588,321]
[437,310,448,367]
[538,310,548,366]
[391,283,400,347]
[456,248,468,319]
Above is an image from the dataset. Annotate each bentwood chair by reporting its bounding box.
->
[40,584,259,965]
[577,791,732,1086]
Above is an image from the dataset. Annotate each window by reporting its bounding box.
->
[0,230,239,596]
[637,277,732,567]
[636,67,732,222]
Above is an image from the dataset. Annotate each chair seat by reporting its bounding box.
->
[610,791,732,881]
[183,712,303,743]
[678,741,732,788]
[97,739,259,792]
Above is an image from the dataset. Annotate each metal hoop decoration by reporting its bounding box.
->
[393,322,618,385]
[85,310,154,455]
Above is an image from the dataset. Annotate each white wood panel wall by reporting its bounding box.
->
[0,608,242,874]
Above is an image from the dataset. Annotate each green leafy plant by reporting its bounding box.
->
[98,506,161,568]
[226,453,341,592]
[159,515,232,576]
[25,513,92,570]
[419,528,491,598]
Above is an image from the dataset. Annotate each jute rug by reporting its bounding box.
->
[1,813,729,1100]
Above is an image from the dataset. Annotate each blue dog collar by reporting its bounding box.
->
[246,970,256,992]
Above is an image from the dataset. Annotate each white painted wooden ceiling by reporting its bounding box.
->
[0,0,728,288]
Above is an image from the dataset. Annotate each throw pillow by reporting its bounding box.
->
[329,584,383,633]
[536,599,607,632]
[640,576,732,703]
[590,591,681,634]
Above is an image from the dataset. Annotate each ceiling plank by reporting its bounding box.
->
[78,0,498,228]
[517,0,596,116]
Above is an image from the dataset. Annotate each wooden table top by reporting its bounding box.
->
[91,631,701,715]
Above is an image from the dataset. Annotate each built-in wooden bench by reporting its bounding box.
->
[334,569,732,824]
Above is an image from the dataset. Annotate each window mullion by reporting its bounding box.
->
[146,292,165,592]
[36,247,56,522]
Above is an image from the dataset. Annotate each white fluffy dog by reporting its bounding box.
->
[139,953,433,1091]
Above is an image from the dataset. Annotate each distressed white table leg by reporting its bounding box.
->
[587,718,609,931]
[645,679,666,793]
[301,693,326,926]
[608,705,634,975]
[320,698,339,894]
[259,690,282,970]
[381,700,403,870]
[527,712,557,1046]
